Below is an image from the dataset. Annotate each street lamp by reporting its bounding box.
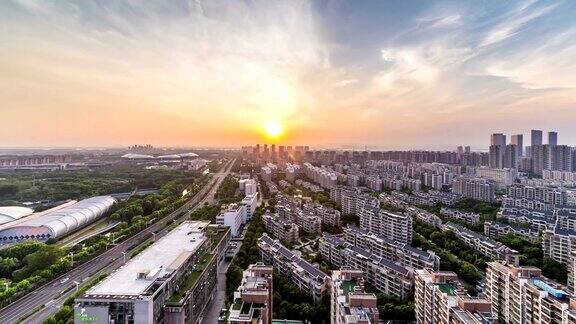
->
[121,251,127,264]
[69,252,74,266]
[73,281,80,292]
[151,232,157,241]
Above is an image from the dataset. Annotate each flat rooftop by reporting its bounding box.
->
[86,221,209,297]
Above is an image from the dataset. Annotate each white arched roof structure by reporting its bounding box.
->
[0,207,34,225]
[121,154,156,160]
[0,196,116,244]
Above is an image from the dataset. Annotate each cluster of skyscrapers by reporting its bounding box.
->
[489,130,574,175]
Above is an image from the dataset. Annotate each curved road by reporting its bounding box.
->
[0,158,236,324]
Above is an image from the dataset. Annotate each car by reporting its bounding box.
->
[60,277,69,284]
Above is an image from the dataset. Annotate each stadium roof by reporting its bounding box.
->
[0,196,116,240]
[0,206,35,225]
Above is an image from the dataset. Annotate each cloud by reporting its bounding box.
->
[433,14,462,27]
[335,79,358,87]
[480,2,559,47]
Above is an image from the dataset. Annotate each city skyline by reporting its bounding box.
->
[2,0,576,149]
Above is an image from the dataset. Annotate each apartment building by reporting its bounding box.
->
[330,270,379,324]
[475,167,518,187]
[405,206,443,228]
[440,207,480,224]
[415,269,496,324]
[484,221,539,242]
[485,262,576,324]
[285,163,301,182]
[498,207,554,231]
[216,203,246,237]
[303,162,337,189]
[543,227,576,265]
[358,207,412,244]
[302,202,341,227]
[443,223,520,265]
[452,177,496,203]
[258,234,330,302]
[262,212,299,244]
[556,208,576,230]
[344,225,440,270]
[330,186,379,216]
[504,185,569,211]
[240,193,258,222]
[277,204,321,235]
[228,263,273,324]
[319,234,413,299]
[239,178,258,196]
[568,251,576,295]
[524,279,574,323]
[390,190,460,207]
[365,176,383,191]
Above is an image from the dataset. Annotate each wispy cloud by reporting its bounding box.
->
[480,2,559,47]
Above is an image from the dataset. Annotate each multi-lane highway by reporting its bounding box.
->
[0,158,236,324]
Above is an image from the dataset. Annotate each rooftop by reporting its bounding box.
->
[340,279,357,297]
[168,252,215,303]
[438,283,456,296]
[86,221,208,297]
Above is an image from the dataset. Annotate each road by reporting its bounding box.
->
[202,258,231,323]
[202,180,265,324]
[0,158,236,324]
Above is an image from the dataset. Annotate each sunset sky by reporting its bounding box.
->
[2,0,576,149]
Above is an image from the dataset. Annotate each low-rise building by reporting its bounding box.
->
[258,234,330,302]
[443,223,520,265]
[74,221,223,324]
[330,270,379,324]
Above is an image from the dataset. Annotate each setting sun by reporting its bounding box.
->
[264,120,283,139]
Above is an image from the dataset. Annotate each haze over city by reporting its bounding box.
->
[2,0,576,149]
